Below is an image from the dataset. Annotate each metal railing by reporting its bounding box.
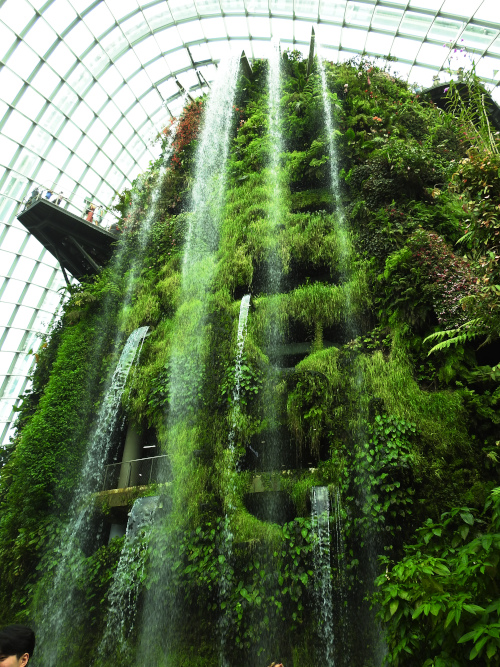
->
[102,455,170,491]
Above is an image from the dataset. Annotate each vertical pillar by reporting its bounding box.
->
[118,424,141,488]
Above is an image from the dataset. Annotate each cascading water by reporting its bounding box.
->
[219,294,251,666]
[311,486,335,666]
[96,496,159,664]
[318,50,386,664]
[35,326,149,667]
[136,57,241,664]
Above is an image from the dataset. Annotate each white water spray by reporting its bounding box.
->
[311,486,335,666]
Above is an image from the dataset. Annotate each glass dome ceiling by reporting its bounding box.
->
[1,0,499,446]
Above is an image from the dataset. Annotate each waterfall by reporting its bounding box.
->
[136,57,241,664]
[35,326,149,667]
[96,496,159,663]
[311,486,335,666]
[219,294,251,666]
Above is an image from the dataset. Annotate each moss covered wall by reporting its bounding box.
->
[1,54,499,666]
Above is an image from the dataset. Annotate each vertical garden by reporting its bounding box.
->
[0,52,499,666]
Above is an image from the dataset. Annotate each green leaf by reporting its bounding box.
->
[460,512,474,526]
[390,600,399,617]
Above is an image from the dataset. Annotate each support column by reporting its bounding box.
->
[118,424,141,488]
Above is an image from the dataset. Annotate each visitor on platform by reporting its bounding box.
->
[94,206,104,226]
[54,191,64,205]
[0,624,35,666]
[86,205,95,223]
[45,189,53,200]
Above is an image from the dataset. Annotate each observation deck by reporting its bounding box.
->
[17,197,119,282]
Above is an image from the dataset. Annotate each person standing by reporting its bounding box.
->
[54,191,64,205]
[0,625,35,666]
[94,206,104,226]
[86,204,95,223]
[45,188,53,200]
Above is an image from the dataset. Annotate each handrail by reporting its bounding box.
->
[102,454,170,491]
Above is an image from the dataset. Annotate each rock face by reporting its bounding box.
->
[1,55,499,667]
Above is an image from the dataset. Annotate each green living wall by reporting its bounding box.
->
[0,54,499,666]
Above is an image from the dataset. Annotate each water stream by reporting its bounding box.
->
[219,294,251,666]
[136,57,241,664]
[96,496,159,664]
[311,486,335,666]
[35,326,149,667]
[334,488,349,665]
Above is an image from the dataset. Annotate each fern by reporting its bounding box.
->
[424,319,483,356]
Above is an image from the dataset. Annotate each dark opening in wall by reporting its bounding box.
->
[476,338,500,368]
[243,491,295,524]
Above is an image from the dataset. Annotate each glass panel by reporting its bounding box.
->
[36,161,59,187]
[428,18,462,43]
[392,36,420,60]
[100,101,122,129]
[317,0,346,22]
[474,0,499,21]
[42,0,78,35]
[247,17,271,38]
[92,151,112,176]
[40,289,62,312]
[0,399,17,422]
[340,27,366,49]
[0,0,35,36]
[168,0,197,21]
[155,26,183,52]
[106,165,125,189]
[346,0,374,26]
[67,64,94,96]
[165,49,191,72]
[13,149,38,179]
[7,42,41,82]
[21,235,43,261]
[2,374,26,399]
[144,59,168,84]
[0,21,17,62]
[10,256,35,281]
[31,64,60,99]
[66,153,86,181]
[2,226,26,255]
[86,82,108,113]
[178,20,205,43]
[58,121,81,150]
[0,250,15,275]
[47,41,77,76]
[366,31,394,56]
[102,134,122,160]
[0,303,15,327]
[126,103,148,127]
[76,135,97,162]
[195,0,221,16]
[113,85,136,111]
[32,263,54,287]
[400,12,433,37]
[31,308,52,330]
[2,279,25,304]
[82,168,100,193]
[52,84,79,115]
[39,105,65,135]
[143,4,173,29]
[83,44,110,78]
[418,42,447,67]
[114,117,134,142]
[87,118,109,145]
[15,87,46,121]
[84,3,116,37]
[20,330,40,353]
[127,70,150,96]
[99,65,124,94]
[46,141,70,167]
[409,0,440,9]
[372,7,403,31]
[461,25,498,50]
[23,283,44,307]
[11,353,34,375]
[120,14,152,42]
[66,17,96,56]
[115,49,142,77]
[189,42,211,62]
[157,77,178,100]
[71,102,94,131]
[2,110,32,144]
[24,18,58,55]
[219,0,244,14]
[0,67,24,105]
[3,328,25,351]
[107,0,140,20]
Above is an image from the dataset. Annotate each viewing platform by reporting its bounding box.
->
[17,197,119,282]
